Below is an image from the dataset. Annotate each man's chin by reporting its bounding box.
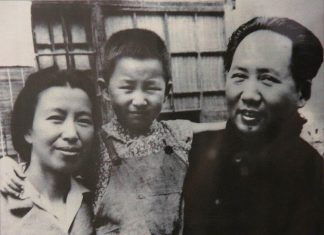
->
[235,121,266,138]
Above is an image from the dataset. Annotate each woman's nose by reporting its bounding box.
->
[61,120,79,142]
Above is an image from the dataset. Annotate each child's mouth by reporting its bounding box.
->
[128,111,147,119]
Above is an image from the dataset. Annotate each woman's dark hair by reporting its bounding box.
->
[11,66,100,163]
[103,28,171,94]
[224,17,323,100]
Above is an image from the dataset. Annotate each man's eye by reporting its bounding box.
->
[259,74,280,84]
[231,73,247,82]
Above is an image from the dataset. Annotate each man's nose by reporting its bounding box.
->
[241,79,262,106]
[61,120,79,142]
[132,91,148,107]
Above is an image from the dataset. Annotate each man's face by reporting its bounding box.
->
[225,30,305,137]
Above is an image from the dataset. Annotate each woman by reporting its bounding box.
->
[0,67,99,235]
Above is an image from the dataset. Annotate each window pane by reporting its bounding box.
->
[74,55,91,70]
[71,23,87,43]
[34,21,51,44]
[52,19,64,44]
[55,55,67,69]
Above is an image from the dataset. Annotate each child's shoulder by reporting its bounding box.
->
[160,119,194,144]
[161,119,192,131]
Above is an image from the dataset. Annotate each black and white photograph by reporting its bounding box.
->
[0,0,323,234]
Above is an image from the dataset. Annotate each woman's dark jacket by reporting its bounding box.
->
[183,117,323,235]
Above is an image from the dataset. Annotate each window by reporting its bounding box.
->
[32,5,95,70]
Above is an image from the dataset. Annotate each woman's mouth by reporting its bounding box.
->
[56,147,81,156]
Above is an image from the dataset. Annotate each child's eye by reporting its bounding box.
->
[147,86,162,91]
[119,86,133,90]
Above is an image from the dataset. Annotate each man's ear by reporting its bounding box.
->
[24,130,32,144]
[297,90,306,108]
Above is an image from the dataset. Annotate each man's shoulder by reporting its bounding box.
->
[295,137,323,164]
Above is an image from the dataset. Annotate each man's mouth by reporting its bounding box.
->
[239,110,263,124]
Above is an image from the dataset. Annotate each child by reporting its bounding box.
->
[93,29,225,235]
[1,29,225,235]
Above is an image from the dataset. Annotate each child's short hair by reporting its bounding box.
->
[103,29,171,87]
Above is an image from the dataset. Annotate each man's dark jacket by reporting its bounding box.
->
[183,117,323,235]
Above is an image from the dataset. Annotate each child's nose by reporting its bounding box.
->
[132,92,148,107]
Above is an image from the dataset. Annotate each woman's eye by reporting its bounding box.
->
[47,115,64,122]
[78,118,93,125]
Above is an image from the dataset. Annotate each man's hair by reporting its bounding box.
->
[103,28,171,93]
[11,66,100,163]
[224,17,323,100]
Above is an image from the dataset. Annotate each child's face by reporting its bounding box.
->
[108,57,166,134]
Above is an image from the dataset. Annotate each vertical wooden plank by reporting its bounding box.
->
[92,4,113,124]
[104,13,133,39]
[193,13,203,115]
[167,14,195,53]
[6,69,13,109]
[136,13,165,40]
[91,3,105,78]
[163,12,175,111]
[47,14,58,67]
[20,68,25,86]
[60,10,71,68]
[132,12,137,28]
[0,115,5,157]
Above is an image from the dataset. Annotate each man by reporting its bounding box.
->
[183,17,323,235]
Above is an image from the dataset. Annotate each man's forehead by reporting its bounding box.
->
[239,30,292,52]
[231,30,293,70]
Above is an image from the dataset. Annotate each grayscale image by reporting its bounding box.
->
[0,1,323,235]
